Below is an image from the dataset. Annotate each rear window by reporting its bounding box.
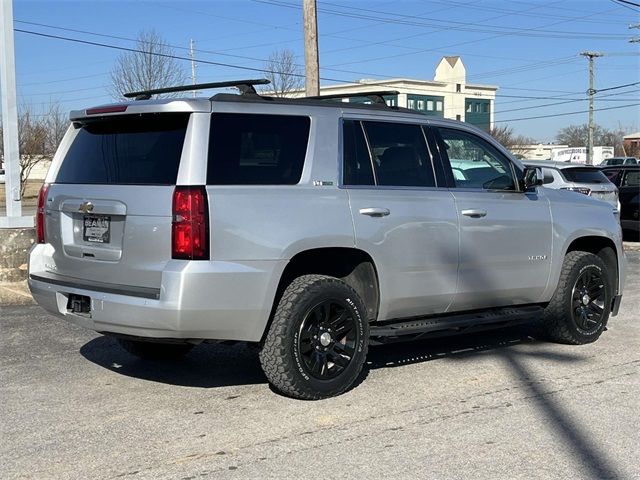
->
[207,113,310,185]
[56,114,189,184]
[560,168,609,184]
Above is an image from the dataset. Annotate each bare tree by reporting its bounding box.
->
[556,123,627,155]
[109,30,187,99]
[17,105,47,195]
[489,125,536,157]
[263,49,304,97]
[43,101,68,155]
[1,101,67,195]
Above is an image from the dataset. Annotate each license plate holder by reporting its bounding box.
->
[83,215,111,244]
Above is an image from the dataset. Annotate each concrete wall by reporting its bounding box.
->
[0,228,35,282]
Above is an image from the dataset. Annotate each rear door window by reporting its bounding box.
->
[361,121,435,187]
[561,168,609,184]
[342,120,375,186]
[208,113,310,185]
[56,113,189,184]
[622,170,640,187]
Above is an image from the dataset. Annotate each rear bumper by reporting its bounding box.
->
[28,259,287,342]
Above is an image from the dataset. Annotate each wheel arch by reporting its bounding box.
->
[260,247,380,343]
[564,235,619,295]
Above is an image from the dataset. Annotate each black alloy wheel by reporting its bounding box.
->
[542,250,611,345]
[571,267,606,334]
[297,299,359,380]
[259,274,369,400]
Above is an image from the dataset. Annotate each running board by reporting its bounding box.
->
[369,305,544,344]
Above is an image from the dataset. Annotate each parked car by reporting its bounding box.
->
[524,160,619,210]
[28,79,626,399]
[600,157,638,166]
[601,165,640,237]
[0,168,5,184]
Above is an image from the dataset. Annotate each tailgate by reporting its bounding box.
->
[38,113,190,290]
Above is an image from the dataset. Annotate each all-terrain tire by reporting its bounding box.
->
[116,338,195,360]
[259,274,369,400]
[542,251,612,345]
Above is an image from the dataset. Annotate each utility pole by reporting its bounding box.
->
[1,0,32,228]
[189,39,196,97]
[581,51,603,165]
[303,0,320,96]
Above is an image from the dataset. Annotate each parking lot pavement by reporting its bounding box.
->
[2,254,639,480]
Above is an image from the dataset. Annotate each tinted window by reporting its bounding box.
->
[438,128,517,191]
[603,169,621,184]
[56,114,189,184]
[208,113,309,185]
[342,120,374,186]
[362,121,435,187]
[622,170,640,187]
[561,168,609,184]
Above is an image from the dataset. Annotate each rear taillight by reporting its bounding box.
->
[171,186,209,260]
[36,183,49,244]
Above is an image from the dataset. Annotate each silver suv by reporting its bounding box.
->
[29,79,626,399]
[524,160,619,210]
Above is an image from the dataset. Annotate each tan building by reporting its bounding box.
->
[288,56,498,131]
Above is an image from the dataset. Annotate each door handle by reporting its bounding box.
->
[359,207,390,217]
[461,209,487,218]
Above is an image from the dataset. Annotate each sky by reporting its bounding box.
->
[6,0,640,142]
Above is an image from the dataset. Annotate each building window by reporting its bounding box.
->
[456,84,461,92]
[407,94,444,116]
[456,115,461,121]
[466,103,473,113]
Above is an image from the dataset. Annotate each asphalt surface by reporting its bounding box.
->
[2,253,639,480]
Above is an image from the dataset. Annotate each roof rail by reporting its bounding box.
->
[124,78,271,100]
[305,90,400,105]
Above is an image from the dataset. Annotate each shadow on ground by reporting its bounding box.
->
[80,323,559,390]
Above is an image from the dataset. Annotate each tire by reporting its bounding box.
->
[259,274,370,400]
[116,338,195,360]
[542,251,612,345]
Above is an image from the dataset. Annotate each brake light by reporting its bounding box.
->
[36,183,49,244]
[171,186,209,260]
[86,105,128,115]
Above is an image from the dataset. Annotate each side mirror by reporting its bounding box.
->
[522,166,543,191]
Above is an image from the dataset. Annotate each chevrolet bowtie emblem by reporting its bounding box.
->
[78,201,94,214]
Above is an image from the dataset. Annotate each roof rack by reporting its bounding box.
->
[124,78,271,100]
[305,90,400,105]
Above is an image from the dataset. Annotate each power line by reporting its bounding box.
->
[611,0,640,10]
[594,81,640,93]
[14,28,352,84]
[495,102,640,123]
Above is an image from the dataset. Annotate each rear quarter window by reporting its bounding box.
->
[560,168,609,184]
[207,113,310,185]
[56,113,189,185]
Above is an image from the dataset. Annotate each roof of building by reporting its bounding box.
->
[444,56,460,67]
[623,132,640,140]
